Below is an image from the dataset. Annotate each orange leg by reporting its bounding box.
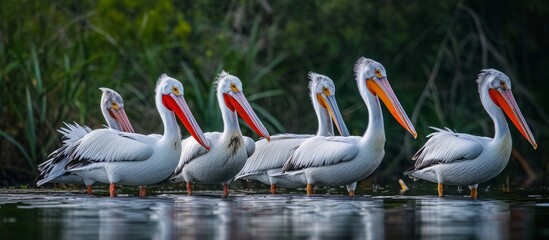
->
[109,183,117,198]
[139,186,147,197]
[437,183,443,197]
[306,184,314,196]
[86,185,93,195]
[223,183,229,198]
[186,182,193,196]
[270,184,277,195]
[470,188,478,199]
[348,190,355,197]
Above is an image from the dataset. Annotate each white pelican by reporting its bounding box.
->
[404,69,537,198]
[64,74,210,197]
[235,72,351,194]
[36,88,134,194]
[272,57,417,195]
[169,71,270,197]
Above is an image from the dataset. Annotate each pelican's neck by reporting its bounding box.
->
[218,92,242,137]
[311,91,334,136]
[480,89,510,143]
[357,78,385,144]
[155,93,181,142]
[101,106,122,131]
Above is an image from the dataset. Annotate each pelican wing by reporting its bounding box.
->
[37,122,93,185]
[282,136,359,172]
[409,127,484,171]
[171,132,219,177]
[244,136,256,157]
[236,134,313,179]
[66,129,154,168]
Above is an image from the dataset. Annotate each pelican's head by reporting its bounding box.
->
[309,72,350,136]
[156,74,210,150]
[99,87,135,133]
[216,70,270,141]
[354,57,417,138]
[478,69,537,149]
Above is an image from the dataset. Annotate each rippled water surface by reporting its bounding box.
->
[1,190,549,239]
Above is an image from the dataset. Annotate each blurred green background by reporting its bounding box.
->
[1,0,547,190]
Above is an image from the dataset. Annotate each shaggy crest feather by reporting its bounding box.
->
[155,73,170,92]
[353,57,372,76]
[214,70,230,85]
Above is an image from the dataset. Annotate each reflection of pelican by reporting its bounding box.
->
[172,195,384,239]
[414,198,510,239]
[273,58,416,195]
[37,196,175,239]
[170,71,270,197]
[36,88,134,194]
[404,70,537,198]
[66,74,209,197]
[235,72,350,194]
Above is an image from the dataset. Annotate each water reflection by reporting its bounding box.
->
[172,195,384,239]
[383,196,528,240]
[0,193,543,239]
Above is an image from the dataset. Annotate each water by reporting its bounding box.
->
[1,190,549,239]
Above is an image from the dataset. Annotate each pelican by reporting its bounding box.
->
[235,72,351,195]
[36,88,134,194]
[64,74,210,197]
[169,71,270,197]
[272,57,417,195]
[404,69,537,198]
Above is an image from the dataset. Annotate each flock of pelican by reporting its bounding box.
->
[36,57,537,199]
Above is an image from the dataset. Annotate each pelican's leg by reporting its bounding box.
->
[86,185,93,195]
[223,183,229,198]
[270,184,277,195]
[347,182,357,197]
[468,184,478,199]
[186,182,193,196]
[109,183,117,198]
[437,183,443,197]
[139,186,147,197]
[306,184,314,196]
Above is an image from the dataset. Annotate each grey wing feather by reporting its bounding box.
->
[411,127,483,170]
[67,129,154,165]
[171,132,218,177]
[36,122,93,185]
[244,136,255,157]
[282,136,359,172]
[236,134,313,179]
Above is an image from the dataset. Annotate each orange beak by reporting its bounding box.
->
[224,91,270,141]
[317,93,350,136]
[489,88,537,149]
[162,94,210,151]
[367,78,417,138]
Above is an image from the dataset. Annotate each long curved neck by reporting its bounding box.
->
[155,93,180,142]
[218,91,242,137]
[311,91,334,136]
[357,77,385,144]
[479,88,510,143]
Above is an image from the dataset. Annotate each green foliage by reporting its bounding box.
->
[0,0,547,187]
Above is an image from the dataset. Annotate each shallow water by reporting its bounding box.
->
[1,190,549,239]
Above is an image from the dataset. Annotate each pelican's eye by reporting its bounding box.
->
[500,80,506,88]
[111,101,119,110]
[172,86,181,95]
[322,87,331,96]
[230,83,239,92]
[374,69,382,78]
